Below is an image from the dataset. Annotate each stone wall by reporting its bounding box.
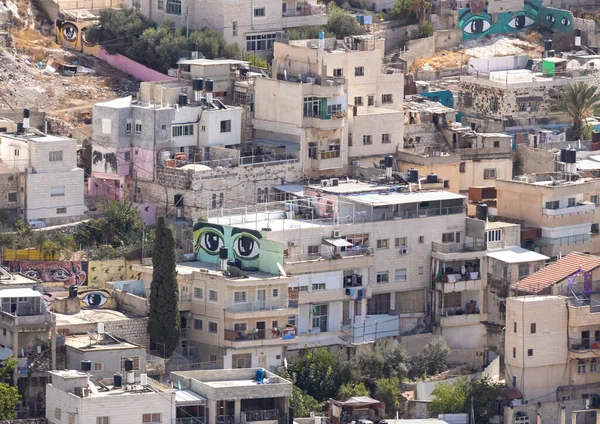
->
[0,170,20,210]
[515,144,556,175]
[399,36,436,69]
[104,317,150,347]
[435,29,463,50]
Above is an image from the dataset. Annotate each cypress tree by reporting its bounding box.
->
[147,216,180,357]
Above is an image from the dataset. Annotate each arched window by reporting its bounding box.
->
[578,359,586,374]
[211,193,217,209]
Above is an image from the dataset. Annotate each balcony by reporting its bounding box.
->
[436,277,484,293]
[0,311,53,331]
[568,337,600,359]
[543,202,595,216]
[432,241,487,260]
[223,327,297,347]
[542,202,595,226]
[282,5,328,28]
[179,293,192,311]
[224,299,297,318]
[217,410,283,424]
[310,149,343,171]
[284,248,373,275]
[439,305,483,327]
[304,115,346,130]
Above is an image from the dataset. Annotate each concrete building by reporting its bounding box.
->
[495,174,600,258]
[170,368,292,424]
[137,0,327,54]
[45,370,175,424]
[0,130,86,225]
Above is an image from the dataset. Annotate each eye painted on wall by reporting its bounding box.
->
[560,16,571,26]
[546,14,555,23]
[196,228,225,254]
[232,233,261,260]
[61,23,78,42]
[81,292,108,308]
[507,12,535,30]
[81,27,93,46]
[463,16,492,35]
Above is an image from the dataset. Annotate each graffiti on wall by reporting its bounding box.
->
[43,288,117,311]
[193,222,283,275]
[458,0,573,40]
[55,20,100,55]
[3,261,88,286]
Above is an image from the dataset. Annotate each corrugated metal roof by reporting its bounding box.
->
[512,252,600,294]
[487,246,549,264]
[175,389,206,405]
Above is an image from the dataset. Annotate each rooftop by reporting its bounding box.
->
[305,180,392,195]
[512,252,600,294]
[341,190,465,207]
[404,96,455,114]
[65,333,142,352]
[487,246,549,264]
[0,287,42,298]
[55,309,143,327]
[509,295,566,303]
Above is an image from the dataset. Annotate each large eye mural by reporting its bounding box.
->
[6,261,88,286]
[463,15,492,35]
[193,223,263,263]
[61,22,78,42]
[55,20,99,54]
[231,229,262,260]
[507,12,536,30]
[80,291,110,308]
[195,225,225,255]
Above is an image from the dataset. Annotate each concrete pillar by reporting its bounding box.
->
[208,399,216,424]
[571,412,577,424]
[596,409,600,424]
[559,407,566,424]
[12,329,18,385]
[51,320,57,370]
[234,399,241,424]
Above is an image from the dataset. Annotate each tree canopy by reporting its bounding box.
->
[0,356,20,420]
[413,338,450,377]
[553,81,600,140]
[287,4,364,40]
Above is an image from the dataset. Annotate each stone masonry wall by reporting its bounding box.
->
[104,317,150,347]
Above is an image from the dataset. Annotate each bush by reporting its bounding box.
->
[327,4,365,38]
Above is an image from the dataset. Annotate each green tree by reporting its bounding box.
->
[389,0,428,24]
[354,339,410,389]
[327,4,365,38]
[243,53,269,69]
[0,233,14,249]
[287,25,334,41]
[337,382,370,401]
[147,216,179,357]
[85,8,149,55]
[0,356,20,420]
[553,81,600,140]
[470,378,503,424]
[413,338,450,377]
[374,377,401,417]
[291,385,322,417]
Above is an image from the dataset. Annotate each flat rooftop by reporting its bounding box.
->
[0,287,42,298]
[487,246,549,264]
[305,180,392,195]
[485,221,519,230]
[178,58,249,66]
[509,295,566,302]
[65,333,142,351]
[0,271,39,287]
[342,190,465,207]
[55,309,142,327]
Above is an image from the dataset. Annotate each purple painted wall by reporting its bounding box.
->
[136,203,157,225]
[98,47,176,82]
[131,148,155,181]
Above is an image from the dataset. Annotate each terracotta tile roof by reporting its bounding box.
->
[511,252,600,294]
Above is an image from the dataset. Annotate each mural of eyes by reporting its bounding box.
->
[546,14,555,23]
[81,27,92,46]
[508,13,535,30]
[81,292,108,308]
[463,17,491,35]
[23,269,41,279]
[560,17,570,27]
[48,268,72,281]
[196,229,225,254]
[232,233,261,260]
[61,23,78,42]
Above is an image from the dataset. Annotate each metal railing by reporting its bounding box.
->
[225,299,296,313]
[177,360,224,371]
[432,241,486,254]
[569,338,600,351]
[224,327,296,342]
[394,206,464,219]
[287,247,373,263]
[165,153,299,170]
[176,418,205,424]
[540,234,591,246]
[440,306,480,316]
[217,411,284,424]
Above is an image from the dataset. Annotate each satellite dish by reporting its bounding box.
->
[277,262,287,278]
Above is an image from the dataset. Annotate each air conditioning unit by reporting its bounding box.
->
[352,160,360,166]
[331,178,339,186]
[332,230,341,238]
[288,241,299,247]
[399,248,408,255]
[321,179,330,187]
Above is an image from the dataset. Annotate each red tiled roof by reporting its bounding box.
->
[511,252,600,294]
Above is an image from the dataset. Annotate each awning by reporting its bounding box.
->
[323,238,353,248]
[175,389,206,406]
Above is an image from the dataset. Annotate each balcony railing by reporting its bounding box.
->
[393,205,464,220]
[440,305,480,317]
[217,411,284,424]
[180,294,192,302]
[225,299,296,313]
[543,202,595,216]
[224,327,297,342]
[432,241,486,254]
[540,234,591,246]
[569,338,600,351]
[177,418,205,424]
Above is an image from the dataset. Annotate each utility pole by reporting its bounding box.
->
[186,6,189,40]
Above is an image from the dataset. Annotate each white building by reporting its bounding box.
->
[0,130,85,225]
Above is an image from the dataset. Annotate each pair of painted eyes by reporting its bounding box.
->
[23,268,71,281]
[464,13,535,34]
[197,230,261,260]
[546,14,571,26]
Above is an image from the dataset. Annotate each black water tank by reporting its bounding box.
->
[113,373,122,388]
[16,122,24,134]
[560,148,568,163]
[124,358,134,372]
[206,79,214,92]
[178,93,188,107]
[408,169,419,183]
[384,155,394,168]
[545,39,553,51]
[427,173,438,183]
[192,78,203,91]
[23,108,30,119]
[576,29,582,37]
[219,247,229,260]
[69,285,78,299]
[566,148,577,163]
[476,203,488,221]
[81,360,92,371]
[174,194,184,207]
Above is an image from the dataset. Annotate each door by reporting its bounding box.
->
[257,289,266,310]
[256,321,266,340]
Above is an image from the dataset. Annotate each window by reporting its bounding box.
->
[94,362,104,371]
[493,141,500,148]
[490,97,498,112]
[172,125,194,137]
[512,347,516,358]
[56,207,67,214]
[134,121,142,134]
[232,21,238,36]
[382,94,393,104]
[354,96,363,106]
[298,285,308,292]
[442,232,455,243]
[308,245,319,255]
[49,151,63,162]
[530,323,536,334]
[534,263,543,273]
[272,320,278,329]
[568,197,576,207]
[126,121,132,133]
[363,135,372,145]
[527,349,533,356]
[459,162,466,173]
[194,319,203,331]
[518,264,530,280]
[246,33,276,51]
[165,0,181,14]
[327,104,342,115]
[355,66,364,76]
[545,200,559,210]
[486,229,502,243]
[592,195,600,206]
[395,237,407,247]
[50,186,65,197]
[381,133,391,144]
[120,357,140,370]
[419,266,424,275]
[377,239,389,249]
[55,408,61,419]
[303,97,321,117]
[272,288,279,298]
[333,68,343,77]
[254,7,265,16]
[483,168,497,179]
[209,290,218,302]
[234,323,247,332]
[514,322,517,332]
[220,120,231,133]
[530,102,539,112]
[13,149,19,157]
[418,236,424,244]
[288,315,296,326]
[312,283,326,291]
[394,269,407,282]
[368,96,374,106]
[143,413,162,423]
[97,418,110,424]
[234,292,247,303]
[194,288,203,299]
[519,102,527,112]
[101,118,111,134]
[7,192,16,202]
[592,359,599,372]
[578,360,586,374]
[208,322,218,333]
[157,0,163,9]
[462,92,473,107]
[376,271,389,284]
[312,304,328,331]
